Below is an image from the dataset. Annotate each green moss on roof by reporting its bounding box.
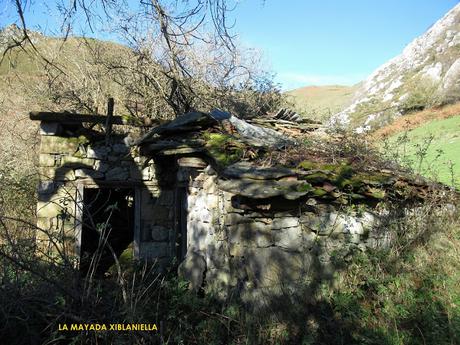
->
[202,132,246,168]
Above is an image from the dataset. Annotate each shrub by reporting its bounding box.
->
[399,77,442,114]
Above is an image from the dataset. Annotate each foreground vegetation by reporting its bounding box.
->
[375,104,460,188]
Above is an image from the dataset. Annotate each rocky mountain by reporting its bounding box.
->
[331,3,460,132]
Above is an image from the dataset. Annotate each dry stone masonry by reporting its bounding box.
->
[35,117,176,266]
[31,110,440,300]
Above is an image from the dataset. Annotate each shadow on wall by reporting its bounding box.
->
[36,134,181,277]
[181,173,425,343]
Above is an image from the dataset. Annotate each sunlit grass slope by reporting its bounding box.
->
[383,111,460,187]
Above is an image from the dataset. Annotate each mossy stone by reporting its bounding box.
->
[366,188,386,199]
[296,182,313,193]
[298,160,315,170]
[203,132,246,167]
[303,173,329,184]
[312,188,328,197]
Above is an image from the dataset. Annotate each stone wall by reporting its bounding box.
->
[179,167,392,300]
[36,121,176,265]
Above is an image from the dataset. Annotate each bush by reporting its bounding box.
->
[399,77,442,114]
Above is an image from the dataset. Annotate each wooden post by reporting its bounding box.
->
[105,97,114,145]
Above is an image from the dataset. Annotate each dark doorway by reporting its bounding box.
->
[80,187,135,275]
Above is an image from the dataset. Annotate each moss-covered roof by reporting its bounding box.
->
[136,110,450,204]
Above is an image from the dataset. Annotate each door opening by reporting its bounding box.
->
[80,187,135,275]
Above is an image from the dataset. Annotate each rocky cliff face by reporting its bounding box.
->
[331,4,460,132]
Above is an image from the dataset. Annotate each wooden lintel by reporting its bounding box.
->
[29,111,124,124]
[29,111,154,127]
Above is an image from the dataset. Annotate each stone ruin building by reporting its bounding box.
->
[30,108,438,300]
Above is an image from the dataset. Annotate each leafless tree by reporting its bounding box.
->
[5,0,283,119]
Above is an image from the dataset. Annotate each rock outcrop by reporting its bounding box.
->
[330,3,460,132]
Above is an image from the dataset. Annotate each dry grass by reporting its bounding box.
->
[286,84,359,121]
[373,102,460,139]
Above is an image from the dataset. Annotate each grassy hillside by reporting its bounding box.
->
[286,84,359,122]
[375,103,460,188]
[0,33,137,177]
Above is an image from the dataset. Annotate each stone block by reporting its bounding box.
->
[141,166,156,181]
[273,225,303,251]
[177,157,207,168]
[348,233,361,244]
[39,154,57,167]
[37,217,52,230]
[188,205,212,224]
[191,180,204,188]
[357,212,377,233]
[312,212,376,238]
[37,200,71,219]
[206,242,229,269]
[37,181,56,195]
[271,217,299,229]
[40,122,62,136]
[205,268,235,298]
[178,250,206,292]
[229,243,245,257]
[134,156,147,165]
[37,215,76,236]
[145,184,160,196]
[228,222,272,248]
[299,212,322,228]
[40,136,79,154]
[86,146,109,159]
[225,212,255,225]
[39,167,76,181]
[61,156,95,167]
[206,194,219,208]
[202,175,217,190]
[75,168,104,179]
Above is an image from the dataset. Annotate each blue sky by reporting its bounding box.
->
[1,0,459,90]
[231,0,459,90]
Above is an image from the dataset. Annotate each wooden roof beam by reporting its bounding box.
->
[29,111,154,126]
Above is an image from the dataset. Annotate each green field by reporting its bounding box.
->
[385,115,460,188]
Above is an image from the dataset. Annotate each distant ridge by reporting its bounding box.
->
[286,84,359,122]
[330,3,460,132]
